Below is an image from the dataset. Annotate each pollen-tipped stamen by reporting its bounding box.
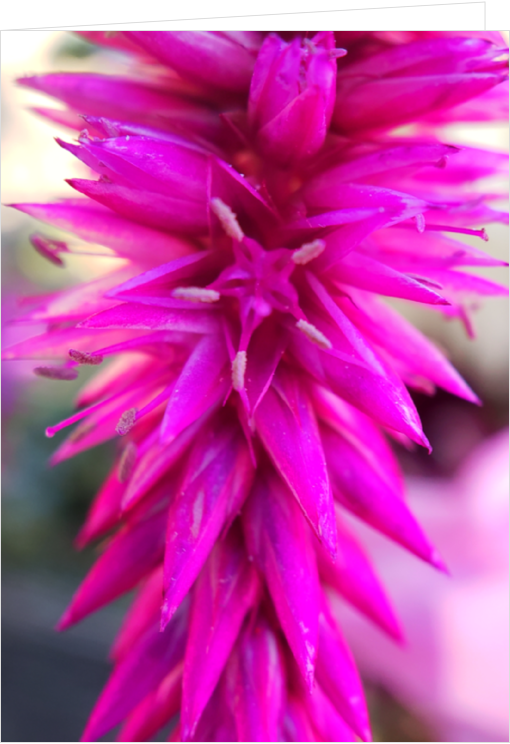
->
[69,348,104,365]
[34,366,78,381]
[172,287,221,303]
[292,239,326,265]
[296,319,332,350]
[232,351,247,391]
[118,441,138,483]
[210,198,245,241]
[116,408,138,436]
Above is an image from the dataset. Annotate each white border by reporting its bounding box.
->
[2,2,486,33]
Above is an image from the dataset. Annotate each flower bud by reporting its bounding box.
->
[248,32,345,166]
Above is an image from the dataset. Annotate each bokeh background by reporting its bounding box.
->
[2,30,509,742]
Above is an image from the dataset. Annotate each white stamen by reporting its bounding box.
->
[210,198,244,241]
[292,239,326,265]
[116,407,138,436]
[232,351,247,391]
[296,319,332,350]
[172,286,220,303]
[415,214,426,233]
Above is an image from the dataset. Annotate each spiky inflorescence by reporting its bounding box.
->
[4,31,508,742]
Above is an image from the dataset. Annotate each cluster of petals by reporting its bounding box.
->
[4,30,509,742]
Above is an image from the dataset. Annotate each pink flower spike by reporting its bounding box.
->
[7,30,507,742]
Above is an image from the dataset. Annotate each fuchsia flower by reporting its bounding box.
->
[3,31,508,742]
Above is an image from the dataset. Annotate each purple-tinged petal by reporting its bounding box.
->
[208,157,281,246]
[15,268,136,325]
[67,178,208,235]
[18,73,223,142]
[333,72,507,134]
[248,33,340,165]
[307,683,357,742]
[317,509,403,640]
[79,302,220,335]
[161,335,230,444]
[9,201,197,265]
[407,266,509,298]
[253,364,337,556]
[81,597,189,742]
[162,420,254,627]
[339,291,479,403]
[181,525,259,741]
[117,662,183,742]
[321,423,445,568]
[282,696,319,742]
[242,469,320,688]
[78,135,208,202]
[1,327,142,361]
[312,385,405,498]
[110,566,164,663]
[316,595,372,741]
[75,467,125,548]
[308,213,392,271]
[287,324,429,449]
[314,142,460,184]
[327,251,449,305]
[244,314,288,414]
[58,490,169,630]
[127,32,262,93]
[301,181,429,227]
[225,613,285,742]
[122,410,212,511]
[367,227,508,269]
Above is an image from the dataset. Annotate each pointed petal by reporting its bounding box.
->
[243,470,320,688]
[254,365,337,556]
[244,315,288,413]
[225,614,285,742]
[127,31,261,93]
[181,526,259,740]
[58,493,169,630]
[329,252,449,305]
[161,335,230,443]
[79,302,220,334]
[117,662,183,742]
[9,200,196,265]
[340,291,479,403]
[110,566,164,663]
[316,596,371,741]
[122,411,212,511]
[317,510,403,640]
[288,316,429,449]
[307,683,357,742]
[162,421,254,626]
[321,423,444,568]
[67,178,208,235]
[82,598,189,741]
[18,72,222,141]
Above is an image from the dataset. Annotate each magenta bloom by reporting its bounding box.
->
[4,31,508,742]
